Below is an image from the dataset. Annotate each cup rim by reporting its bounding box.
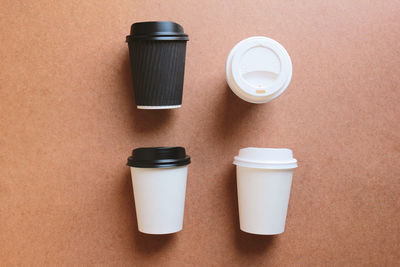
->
[233,156,298,169]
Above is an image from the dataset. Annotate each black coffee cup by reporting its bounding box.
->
[126,21,189,109]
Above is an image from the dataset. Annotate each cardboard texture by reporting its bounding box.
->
[1,0,399,266]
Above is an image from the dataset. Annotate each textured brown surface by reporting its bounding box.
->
[1,0,399,266]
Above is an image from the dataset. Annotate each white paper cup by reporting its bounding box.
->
[130,166,188,234]
[233,147,298,235]
[226,37,292,104]
[127,147,190,234]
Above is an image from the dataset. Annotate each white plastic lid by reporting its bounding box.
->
[233,147,297,169]
[226,36,292,103]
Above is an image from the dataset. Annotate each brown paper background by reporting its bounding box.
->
[1,0,399,266]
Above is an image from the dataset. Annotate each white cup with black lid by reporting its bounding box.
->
[127,147,190,234]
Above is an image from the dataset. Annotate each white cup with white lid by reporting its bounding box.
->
[233,147,298,235]
[226,36,292,103]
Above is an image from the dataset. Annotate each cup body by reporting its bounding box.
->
[130,165,188,234]
[128,40,187,109]
[237,166,293,234]
[126,21,189,109]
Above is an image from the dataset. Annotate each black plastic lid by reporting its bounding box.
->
[127,147,191,168]
[126,21,189,42]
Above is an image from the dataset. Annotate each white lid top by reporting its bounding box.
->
[233,147,297,169]
[226,36,292,103]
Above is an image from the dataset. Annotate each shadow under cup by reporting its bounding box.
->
[126,21,189,109]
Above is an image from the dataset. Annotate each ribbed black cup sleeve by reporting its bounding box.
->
[128,40,187,107]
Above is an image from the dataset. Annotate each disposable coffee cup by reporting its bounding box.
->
[233,147,298,235]
[226,37,292,103]
[126,21,189,109]
[127,147,190,234]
